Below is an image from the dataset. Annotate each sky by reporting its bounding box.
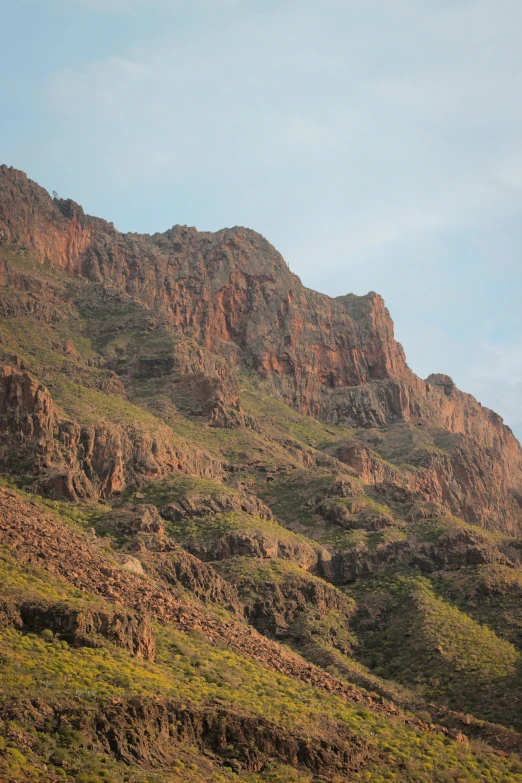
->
[1,0,521,439]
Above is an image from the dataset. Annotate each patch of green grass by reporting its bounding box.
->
[239,373,348,449]
[255,469,334,527]
[128,474,234,508]
[49,376,163,427]
[322,524,408,553]
[431,564,522,651]
[166,510,313,548]
[0,317,79,373]
[408,514,512,547]
[349,574,522,729]
[215,556,360,671]
[216,556,313,586]
[407,516,454,543]
[0,627,176,700]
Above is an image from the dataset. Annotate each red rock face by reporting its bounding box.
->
[0,165,407,389]
[0,364,56,471]
[0,363,221,501]
[1,164,521,498]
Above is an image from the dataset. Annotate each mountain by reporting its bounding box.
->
[0,164,521,783]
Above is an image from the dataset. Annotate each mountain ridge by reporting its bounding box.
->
[0,164,518,432]
[1,164,522,782]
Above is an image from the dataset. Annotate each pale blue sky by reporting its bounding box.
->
[1,0,521,438]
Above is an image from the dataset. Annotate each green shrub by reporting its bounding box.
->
[75,774,103,783]
[50,749,68,765]
[6,747,27,766]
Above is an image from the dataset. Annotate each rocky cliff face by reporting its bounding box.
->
[0,597,155,659]
[0,362,220,500]
[328,432,522,536]
[0,166,405,389]
[0,695,375,777]
[1,166,520,486]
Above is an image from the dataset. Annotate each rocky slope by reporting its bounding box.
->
[0,361,220,501]
[1,165,522,783]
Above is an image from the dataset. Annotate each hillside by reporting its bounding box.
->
[0,165,521,783]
